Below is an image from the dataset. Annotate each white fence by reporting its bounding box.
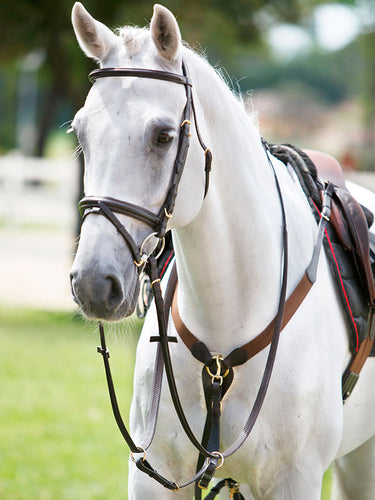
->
[1,154,374,231]
[0,153,374,310]
[0,154,79,229]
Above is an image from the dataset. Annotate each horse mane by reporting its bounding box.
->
[180,44,261,147]
[115,25,259,130]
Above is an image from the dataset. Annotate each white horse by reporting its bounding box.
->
[69,3,375,499]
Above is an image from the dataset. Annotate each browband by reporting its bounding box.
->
[89,67,192,87]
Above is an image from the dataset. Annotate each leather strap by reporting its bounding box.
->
[350,334,375,373]
[342,307,375,400]
[80,59,213,267]
[97,322,142,454]
[148,257,219,459]
[169,178,334,367]
[79,196,160,229]
[83,61,194,241]
[89,67,192,86]
[170,270,313,367]
[135,458,179,491]
[97,200,142,263]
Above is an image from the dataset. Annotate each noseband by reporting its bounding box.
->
[78,60,212,267]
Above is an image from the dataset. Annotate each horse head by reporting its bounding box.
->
[69,3,207,320]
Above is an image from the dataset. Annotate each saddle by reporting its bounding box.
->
[330,188,375,304]
[270,144,375,401]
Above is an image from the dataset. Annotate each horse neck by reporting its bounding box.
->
[171,52,306,353]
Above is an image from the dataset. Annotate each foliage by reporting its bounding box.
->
[234,37,364,102]
[0,0,330,153]
[0,1,374,168]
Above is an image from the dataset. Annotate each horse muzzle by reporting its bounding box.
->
[70,217,140,321]
[70,262,139,320]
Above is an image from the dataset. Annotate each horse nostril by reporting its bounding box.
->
[69,267,129,318]
[102,275,124,311]
[69,271,79,303]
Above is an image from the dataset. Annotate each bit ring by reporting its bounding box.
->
[131,447,146,463]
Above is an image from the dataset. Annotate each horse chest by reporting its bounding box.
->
[132,321,328,471]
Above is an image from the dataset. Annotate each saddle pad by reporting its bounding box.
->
[269,143,375,356]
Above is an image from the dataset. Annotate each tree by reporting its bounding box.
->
[0,0,314,154]
[0,0,373,168]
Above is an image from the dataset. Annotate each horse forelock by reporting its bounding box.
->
[117,26,149,57]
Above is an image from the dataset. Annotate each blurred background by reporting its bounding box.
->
[1,0,375,308]
[0,1,374,498]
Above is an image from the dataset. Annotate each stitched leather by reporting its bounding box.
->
[89,67,192,86]
[331,188,375,304]
[79,196,160,228]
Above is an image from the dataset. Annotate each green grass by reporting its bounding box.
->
[0,307,332,499]
[0,307,141,500]
[322,468,332,499]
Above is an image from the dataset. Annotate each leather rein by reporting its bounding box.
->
[79,60,333,496]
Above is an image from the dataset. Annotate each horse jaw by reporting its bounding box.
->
[71,2,119,61]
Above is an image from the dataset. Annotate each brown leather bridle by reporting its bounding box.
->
[78,60,212,268]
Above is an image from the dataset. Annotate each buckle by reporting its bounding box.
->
[198,452,224,490]
[205,355,229,386]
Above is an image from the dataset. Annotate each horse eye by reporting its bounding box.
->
[157,132,173,144]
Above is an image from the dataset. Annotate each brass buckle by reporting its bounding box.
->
[206,355,229,386]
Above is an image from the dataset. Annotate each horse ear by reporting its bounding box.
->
[71,2,118,62]
[150,4,181,61]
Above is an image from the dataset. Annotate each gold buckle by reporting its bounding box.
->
[164,207,172,219]
[211,451,224,469]
[205,355,229,385]
[134,254,147,268]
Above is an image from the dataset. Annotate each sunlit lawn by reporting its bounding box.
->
[0,307,332,499]
[0,307,140,499]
